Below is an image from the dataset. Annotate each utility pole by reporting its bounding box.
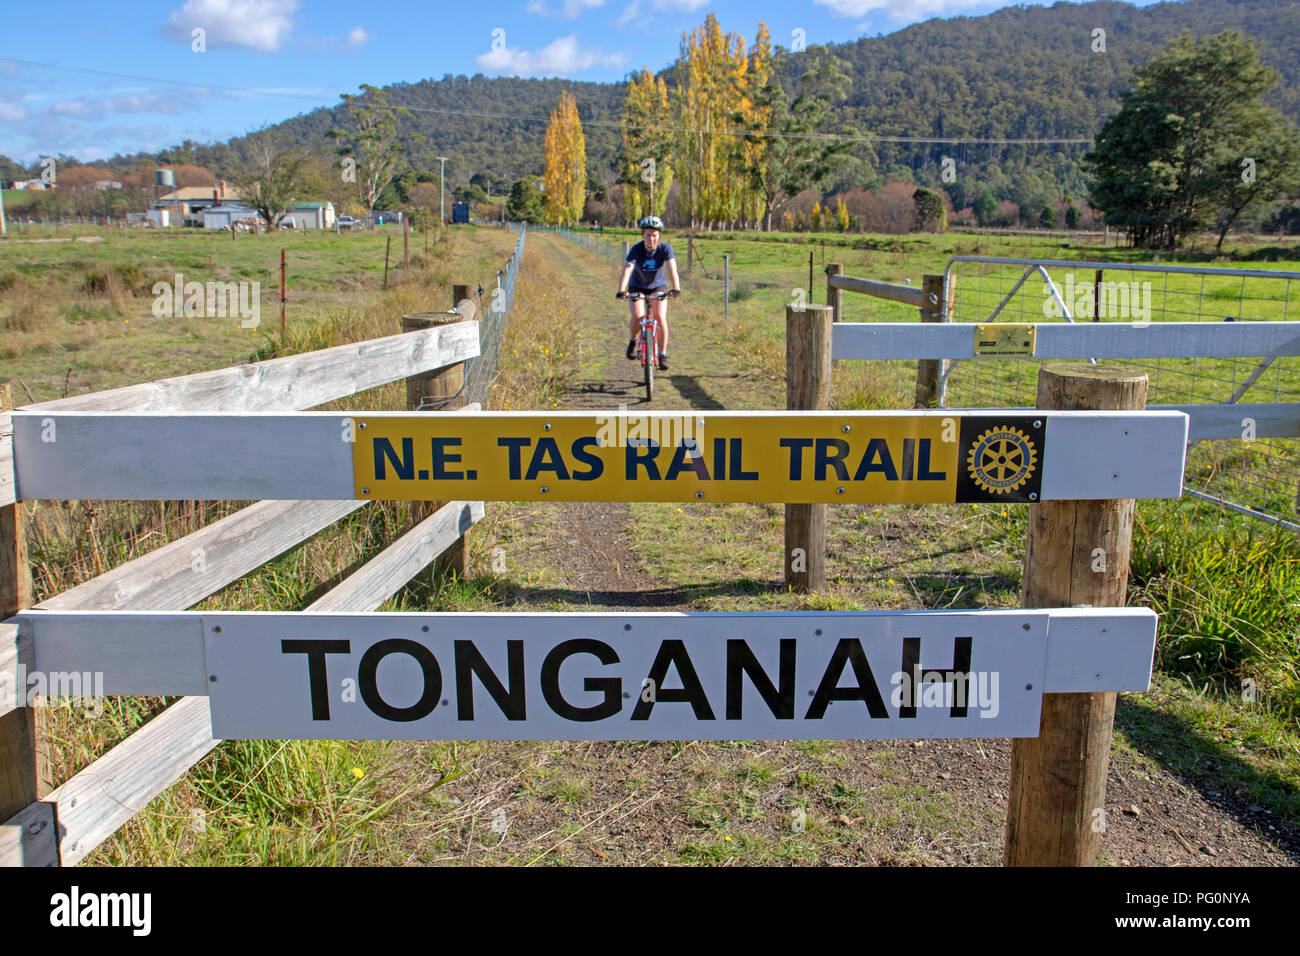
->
[436,156,449,226]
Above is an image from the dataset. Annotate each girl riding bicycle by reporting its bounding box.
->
[616,216,680,370]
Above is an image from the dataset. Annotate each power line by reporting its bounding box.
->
[0,56,330,98]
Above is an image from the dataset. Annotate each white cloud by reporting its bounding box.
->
[814,0,992,17]
[49,92,192,118]
[616,1,639,24]
[162,0,299,52]
[49,100,95,118]
[526,0,605,17]
[651,0,710,10]
[475,35,625,77]
[0,102,28,122]
[300,25,370,52]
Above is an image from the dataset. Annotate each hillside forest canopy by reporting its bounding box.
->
[4,0,1299,246]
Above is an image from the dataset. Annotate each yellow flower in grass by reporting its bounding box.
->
[352,767,365,779]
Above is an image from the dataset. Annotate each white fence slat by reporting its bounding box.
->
[14,413,353,501]
[11,500,485,694]
[1040,608,1157,693]
[1041,412,1187,500]
[831,321,1300,361]
[28,613,207,697]
[1153,403,1300,442]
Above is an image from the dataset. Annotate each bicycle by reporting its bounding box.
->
[621,290,673,402]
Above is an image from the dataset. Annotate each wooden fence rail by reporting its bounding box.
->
[826,266,950,406]
[26,321,480,413]
[827,272,926,309]
[0,285,494,866]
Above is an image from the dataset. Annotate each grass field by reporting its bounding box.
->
[4,222,1298,865]
[0,222,467,401]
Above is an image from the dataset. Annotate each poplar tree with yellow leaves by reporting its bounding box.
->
[674,13,751,229]
[542,91,586,224]
[617,14,854,231]
[620,69,675,223]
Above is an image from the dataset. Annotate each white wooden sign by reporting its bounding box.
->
[10,609,1158,741]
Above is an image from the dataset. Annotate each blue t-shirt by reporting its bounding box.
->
[626,241,675,290]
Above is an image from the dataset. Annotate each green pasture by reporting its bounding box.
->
[0,222,506,401]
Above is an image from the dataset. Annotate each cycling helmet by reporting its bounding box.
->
[638,215,664,230]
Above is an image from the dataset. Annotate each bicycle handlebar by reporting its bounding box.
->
[619,290,678,300]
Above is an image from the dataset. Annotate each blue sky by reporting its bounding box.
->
[0,0,1161,164]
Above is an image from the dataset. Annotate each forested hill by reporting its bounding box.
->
[264,77,626,191]
[808,0,1300,197]
[155,0,1297,197]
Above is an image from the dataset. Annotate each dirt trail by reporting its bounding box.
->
[501,232,746,610]
[418,232,1299,867]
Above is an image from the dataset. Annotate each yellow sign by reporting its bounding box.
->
[350,414,1045,504]
[973,323,1037,356]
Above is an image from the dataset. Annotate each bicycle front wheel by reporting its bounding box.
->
[643,330,654,401]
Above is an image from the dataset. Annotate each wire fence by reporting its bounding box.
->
[941,257,1300,525]
[463,222,526,408]
[554,225,625,269]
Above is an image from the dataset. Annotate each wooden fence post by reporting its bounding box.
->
[784,304,832,592]
[279,248,286,341]
[915,273,950,408]
[1005,363,1148,866]
[402,286,479,580]
[724,255,731,324]
[826,263,842,322]
[0,382,43,820]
